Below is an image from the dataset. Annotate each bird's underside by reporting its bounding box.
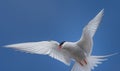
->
[63,42,88,66]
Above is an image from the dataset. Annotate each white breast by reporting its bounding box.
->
[62,42,86,61]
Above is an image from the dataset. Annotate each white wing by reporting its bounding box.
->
[76,9,104,55]
[4,41,71,65]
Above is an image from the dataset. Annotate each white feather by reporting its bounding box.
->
[71,54,116,71]
[76,9,104,55]
[4,41,71,65]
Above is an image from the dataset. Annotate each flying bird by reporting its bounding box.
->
[4,9,114,71]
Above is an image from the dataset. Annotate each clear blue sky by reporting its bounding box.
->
[0,0,120,71]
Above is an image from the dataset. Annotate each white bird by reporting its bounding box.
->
[4,9,114,71]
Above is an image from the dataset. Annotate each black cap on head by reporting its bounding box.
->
[59,41,66,46]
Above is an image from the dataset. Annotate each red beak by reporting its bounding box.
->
[58,46,62,49]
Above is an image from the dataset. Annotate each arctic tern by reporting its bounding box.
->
[4,9,114,71]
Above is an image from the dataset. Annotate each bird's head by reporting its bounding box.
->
[59,41,66,49]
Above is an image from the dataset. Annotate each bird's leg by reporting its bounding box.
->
[83,59,87,65]
[84,59,87,64]
[79,61,84,66]
[79,59,87,66]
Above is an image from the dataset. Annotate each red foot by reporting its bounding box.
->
[83,59,87,64]
[79,61,84,66]
[79,59,87,66]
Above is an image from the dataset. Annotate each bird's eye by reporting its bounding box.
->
[59,41,66,46]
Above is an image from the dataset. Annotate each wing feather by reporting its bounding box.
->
[76,9,104,55]
[4,41,71,65]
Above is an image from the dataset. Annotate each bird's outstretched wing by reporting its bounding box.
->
[76,9,104,55]
[4,41,71,65]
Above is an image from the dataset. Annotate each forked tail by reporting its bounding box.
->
[71,53,117,71]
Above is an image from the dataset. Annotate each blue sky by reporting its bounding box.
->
[0,0,120,71]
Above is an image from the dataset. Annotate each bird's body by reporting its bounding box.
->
[62,42,87,65]
[4,9,115,71]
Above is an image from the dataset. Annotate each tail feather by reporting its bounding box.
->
[71,53,117,71]
[88,56,107,70]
